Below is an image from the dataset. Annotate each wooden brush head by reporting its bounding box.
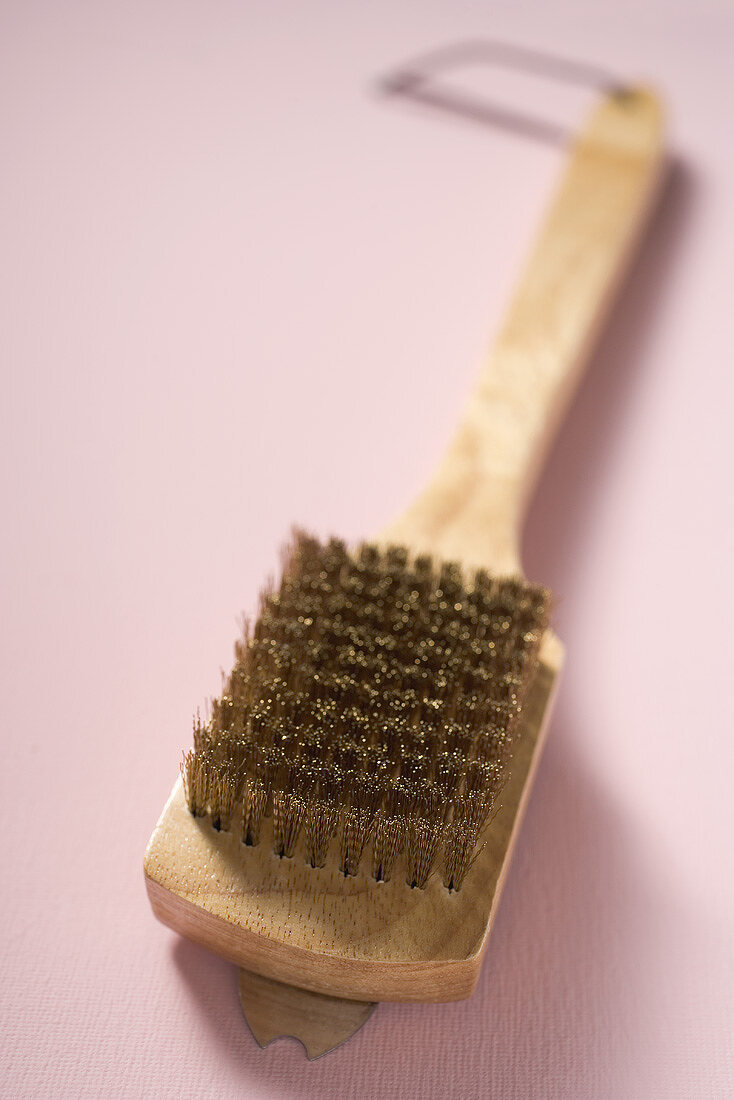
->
[145,628,561,1002]
[145,531,557,1002]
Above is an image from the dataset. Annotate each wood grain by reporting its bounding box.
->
[144,87,664,1004]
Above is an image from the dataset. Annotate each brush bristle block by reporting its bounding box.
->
[181,532,551,891]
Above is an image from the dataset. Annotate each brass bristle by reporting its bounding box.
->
[371,814,404,884]
[404,786,445,889]
[272,790,305,859]
[182,530,551,890]
[209,767,238,832]
[303,788,338,869]
[241,776,268,847]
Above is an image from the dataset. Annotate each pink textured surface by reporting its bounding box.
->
[2,2,733,1097]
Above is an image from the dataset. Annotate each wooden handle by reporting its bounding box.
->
[383,87,664,575]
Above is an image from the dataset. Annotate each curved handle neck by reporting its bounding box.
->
[381,88,665,576]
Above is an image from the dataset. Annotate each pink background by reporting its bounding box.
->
[2,2,733,1097]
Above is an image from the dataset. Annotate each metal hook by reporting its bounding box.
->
[378,38,632,146]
